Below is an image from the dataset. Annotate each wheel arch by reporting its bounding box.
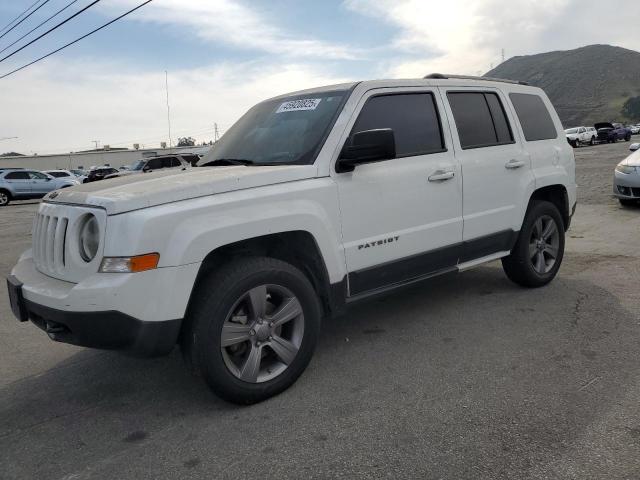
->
[183,231,342,330]
[528,184,570,230]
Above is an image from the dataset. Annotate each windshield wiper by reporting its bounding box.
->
[199,158,255,167]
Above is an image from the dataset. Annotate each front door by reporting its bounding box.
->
[333,88,463,296]
[28,171,56,195]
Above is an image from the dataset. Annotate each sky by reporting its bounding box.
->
[1,0,640,154]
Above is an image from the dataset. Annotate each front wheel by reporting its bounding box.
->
[626,134,631,142]
[502,201,565,288]
[590,136,595,146]
[181,257,322,404]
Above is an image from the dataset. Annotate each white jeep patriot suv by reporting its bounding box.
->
[7,75,576,404]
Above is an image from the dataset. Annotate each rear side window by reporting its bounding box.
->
[169,157,181,167]
[509,93,558,141]
[447,92,514,149]
[4,171,29,180]
[351,93,445,157]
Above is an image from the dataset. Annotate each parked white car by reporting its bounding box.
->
[613,143,640,206]
[44,169,87,183]
[104,155,192,179]
[565,126,596,147]
[7,75,576,404]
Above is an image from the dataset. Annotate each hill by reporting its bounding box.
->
[485,44,640,127]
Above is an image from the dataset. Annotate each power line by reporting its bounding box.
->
[0,0,42,35]
[0,0,52,41]
[0,0,102,65]
[0,0,153,79]
[0,0,81,56]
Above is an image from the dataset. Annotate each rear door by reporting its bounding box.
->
[333,88,463,296]
[3,171,31,196]
[441,87,533,258]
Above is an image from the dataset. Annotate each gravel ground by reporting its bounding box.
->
[1,143,640,480]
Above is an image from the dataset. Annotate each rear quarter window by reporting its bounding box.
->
[509,93,558,141]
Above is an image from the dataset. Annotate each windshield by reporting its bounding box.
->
[130,160,145,171]
[198,90,348,166]
[565,128,578,134]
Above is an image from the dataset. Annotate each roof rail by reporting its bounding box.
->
[423,73,529,86]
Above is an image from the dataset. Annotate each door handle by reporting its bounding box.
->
[428,170,455,182]
[505,159,525,169]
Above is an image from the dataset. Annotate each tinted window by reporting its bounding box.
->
[28,171,48,179]
[48,171,68,177]
[5,171,29,180]
[170,157,181,167]
[509,93,558,141]
[447,92,514,149]
[351,93,444,157]
[146,158,164,169]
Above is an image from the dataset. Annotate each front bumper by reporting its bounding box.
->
[8,252,201,356]
[8,274,180,356]
[613,171,640,199]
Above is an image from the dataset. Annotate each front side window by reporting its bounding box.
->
[350,93,445,157]
[146,158,164,170]
[447,92,514,149]
[509,93,558,141]
[28,171,48,179]
[170,157,181,167]
[199,90,348,166]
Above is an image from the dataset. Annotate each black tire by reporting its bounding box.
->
[571,139,578,148]
[590,136,595,146]
[502,200,565,288]
[181,256,322,404]
[626,134,631,142]
[619,198,637,207]
[0,189,10,206]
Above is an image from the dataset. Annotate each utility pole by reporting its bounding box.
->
[92,140,100,150]
[165,70,172,149]
[501,48,505,64]
[214,123,219,142]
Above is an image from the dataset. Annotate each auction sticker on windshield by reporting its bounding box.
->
[276,98,322,113]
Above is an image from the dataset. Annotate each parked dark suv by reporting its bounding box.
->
[595,122,631,143]
[85,166,118,183]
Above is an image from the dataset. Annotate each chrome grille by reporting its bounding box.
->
[33,211,69,276]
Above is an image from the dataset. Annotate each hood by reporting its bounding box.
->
[619,149,640,167]
[595,122,614,130]
[44,164,318,215]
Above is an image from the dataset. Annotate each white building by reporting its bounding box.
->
[0,145,212,171]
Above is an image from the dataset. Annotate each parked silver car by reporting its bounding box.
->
[104,155,193,179]
[0,169,79,206]
[613,143,640,206]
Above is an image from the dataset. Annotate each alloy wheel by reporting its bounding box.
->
[529,215,560,274]
[220,284,305,383]
[0,192,8,206]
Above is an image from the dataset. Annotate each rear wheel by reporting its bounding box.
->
[181,257,322,404]
[0,190,10,206]
[589,136,595,146]
[626,134,632,142]
[502,201,565,288]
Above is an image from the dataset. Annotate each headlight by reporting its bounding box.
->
[78,214,100,262]
[616,165,638,174]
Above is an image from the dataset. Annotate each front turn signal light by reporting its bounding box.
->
[99,253,160,273]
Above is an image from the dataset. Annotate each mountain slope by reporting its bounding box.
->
[486,44,640,127]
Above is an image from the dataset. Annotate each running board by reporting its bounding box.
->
[456,251,510,272]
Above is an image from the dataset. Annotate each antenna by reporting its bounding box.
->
[165,70,172,148]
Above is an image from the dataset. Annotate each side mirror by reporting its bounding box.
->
[630,143,640,152]
[336,128,396,173]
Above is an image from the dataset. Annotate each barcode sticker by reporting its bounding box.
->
[276,98,321,113]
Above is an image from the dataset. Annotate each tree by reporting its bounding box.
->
[177,136,196,147]
[622,96,640,121]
